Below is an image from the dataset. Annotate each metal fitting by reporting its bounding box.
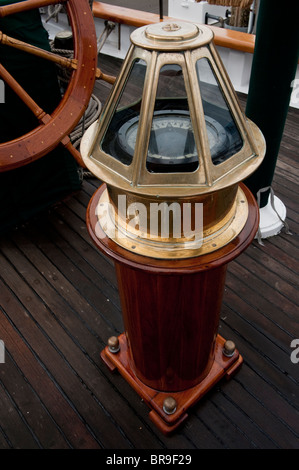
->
[223,340,236,357]
[163,397,177,415]
[108,336,120,354]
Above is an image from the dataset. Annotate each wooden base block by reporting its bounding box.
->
[101,333,243,435]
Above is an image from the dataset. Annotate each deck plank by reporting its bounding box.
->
[0,293,101,449]
[0,353,70,449]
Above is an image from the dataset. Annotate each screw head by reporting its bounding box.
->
[223,340,236,357]
[108,336,120,353]
[163,397,177,415]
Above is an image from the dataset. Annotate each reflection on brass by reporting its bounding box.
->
[95,185,248,259]
[223,340,236,357]
[81,21,266,259]
[108,336,120,353]
[163,397,177,415]
[162,23,181,32]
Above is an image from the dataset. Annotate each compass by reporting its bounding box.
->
[115,109,229,173]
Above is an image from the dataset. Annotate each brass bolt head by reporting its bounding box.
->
[223,340,236,357]
[163,397,177,415]
[108,336,120,353]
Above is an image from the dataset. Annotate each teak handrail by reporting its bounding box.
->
[92,1,256,54]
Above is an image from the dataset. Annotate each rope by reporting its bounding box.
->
[45,1,93,23]
[48,35,103,152]
[70,93,101,149]
[97,21,115,53]
[48,17,115,135]
[45,4,65,23]
[45,4,115,177]
[49,41,73,84]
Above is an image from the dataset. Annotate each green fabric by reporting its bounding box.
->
[0,1,81,233]
[244,0,299,207]
[0,0,51,49]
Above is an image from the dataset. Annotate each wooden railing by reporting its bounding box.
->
[92,1,256,54]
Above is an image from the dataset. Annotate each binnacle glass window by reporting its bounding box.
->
[146,63,199,174]
[100,58,147,166]
[196,57,243,165]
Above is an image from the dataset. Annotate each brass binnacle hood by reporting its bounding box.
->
[81,21,265,258]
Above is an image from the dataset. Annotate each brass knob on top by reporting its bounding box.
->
[163,397,177,415]
[108,336,120,353]
[223,340,236,357]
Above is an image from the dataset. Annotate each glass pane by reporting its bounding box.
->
[100,58,147,165]
[196,58,243,165]
[146,63,199,174]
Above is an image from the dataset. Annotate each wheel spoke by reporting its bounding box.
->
[0,31,78,72]
[0,30,116,84]
[0,62,49,123]
[0,0,66,18]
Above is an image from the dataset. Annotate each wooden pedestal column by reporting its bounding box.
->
[86,183,259,435]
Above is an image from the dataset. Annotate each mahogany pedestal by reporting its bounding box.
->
[86,183,259,435]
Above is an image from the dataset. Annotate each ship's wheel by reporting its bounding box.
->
[0,0,113,171]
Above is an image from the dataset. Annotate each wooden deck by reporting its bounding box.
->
[0,53,298,450]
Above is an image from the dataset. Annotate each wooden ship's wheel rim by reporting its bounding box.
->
[0,0,99,171]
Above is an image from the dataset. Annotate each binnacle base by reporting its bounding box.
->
[101,333,243,435]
